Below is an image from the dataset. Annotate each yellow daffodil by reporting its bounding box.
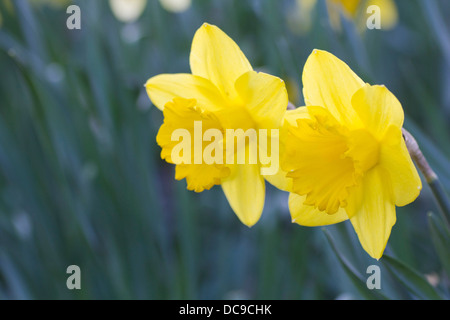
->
[328,0,398,31]
[281,50,422,259]
[328,0,361,17]
[288,0,398,35]
[145,23,288,227]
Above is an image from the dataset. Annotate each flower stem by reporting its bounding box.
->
[402,128,450,227]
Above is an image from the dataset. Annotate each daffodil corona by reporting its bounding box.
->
[146,23,288,227]
[281,50,422,259]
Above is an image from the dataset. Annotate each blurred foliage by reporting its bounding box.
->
[0,0,449,300]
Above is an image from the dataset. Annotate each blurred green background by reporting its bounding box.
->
[0,0,449,300]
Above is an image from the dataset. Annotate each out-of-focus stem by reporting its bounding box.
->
[403,128,450,227]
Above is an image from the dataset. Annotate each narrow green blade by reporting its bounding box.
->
[323,229,389,300]
[381,254,443,300]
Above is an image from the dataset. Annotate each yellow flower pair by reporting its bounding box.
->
[145,24,422,260]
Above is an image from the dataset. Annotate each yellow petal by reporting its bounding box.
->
[264,168,293,192]
[345,181,364,219]
[379,125,422,207]
[351,84,404,140]
[221,146,265,227]
[283,107,311,126]
[235,71,288,128]
[302,49,365,127]
[350,167,396,260]
[145,73,226,111]
[263,108,308,192]
[175,164,230,193]
[345,128,380,175]
[289,193,349,226]
[190,23,253,102]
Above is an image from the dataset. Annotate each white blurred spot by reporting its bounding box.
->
[159,0,191,13]
[109,0,147,23]
[137,88,152,111]
[224,289,250,300]
[7,48,16,58]
[335,292,354,300]
[121,23,142,44]
[12,211,32,240]
[81,162,98,183]
[45,63,64,84]
[425,273,439,287]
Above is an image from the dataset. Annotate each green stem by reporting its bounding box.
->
[428,179,450,226]
[402,128,450,227]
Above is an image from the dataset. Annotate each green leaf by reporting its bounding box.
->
[381,254,443,300]
[323,228,389,300]
[0,253,31,300]
[428,212,450,276]
[420,0,450,65]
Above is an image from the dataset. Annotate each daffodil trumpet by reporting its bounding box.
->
[167,118,279,175]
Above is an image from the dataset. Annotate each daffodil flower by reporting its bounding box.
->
[326,0,398,31]
[146,23,288,227]
[288,0,398,36]
[281,50,422,259]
